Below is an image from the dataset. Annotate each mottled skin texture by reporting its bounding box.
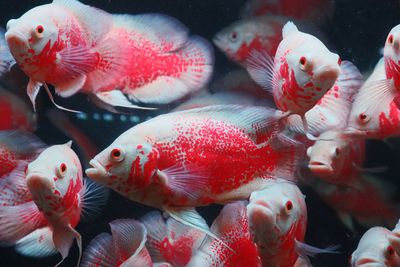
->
[88,107,298,210]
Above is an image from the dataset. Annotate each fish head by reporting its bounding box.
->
[5,4,60,79]
[287,45,341,99]
[384,25,400,65]
[247,181,305,250]
[213,19,257,63]
[351,227,400,267]
[26,142,83,215]
[86,139,160,192]
[307,131,349,177]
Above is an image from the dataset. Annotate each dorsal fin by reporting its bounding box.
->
[282,21,298,38]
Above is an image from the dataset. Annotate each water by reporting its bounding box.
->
[0,0,400,266]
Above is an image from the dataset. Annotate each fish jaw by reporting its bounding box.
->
[353,255,385,267]
[86,159,111,185]
[247,200,276,247]
[312,63,341,92]
[308,161,334,176]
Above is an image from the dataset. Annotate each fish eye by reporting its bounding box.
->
[57,163,67,178]
[338,57,342,66]
[285,200,293,214]
[299,56,307,71]
[35,25,44,38]
[358,113,370,124]
[229,31,239,42]
[387,245,395,257]
[388,34,394,45]
[110,148,125,162]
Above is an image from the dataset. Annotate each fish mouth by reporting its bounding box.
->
[342,127,367,137]
[5,30,29,49]
[86,159,110,181]
[212,35,227,51]
[26,172,54,191]
[308,161,333,175]
[354,257,383,267]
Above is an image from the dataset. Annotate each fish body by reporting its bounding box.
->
[247,179,307,267]
[81,219,152,267]
[351,226,400,267]
[0,143,108,264]
[346,58,400,139]
[86,105,301,209]
[140,211,205,266]
[6,0,213,111]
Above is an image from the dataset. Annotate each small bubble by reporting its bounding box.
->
[120,115,127,122]
[93,113,101,121]
[103,114,113,121]
[76,113,88,120]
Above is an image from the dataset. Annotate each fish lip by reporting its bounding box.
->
[5,30,29,48]
[212,35,226,50]
[308,161,333,174]
[26,172,54,189]
[342,127,367,137]
[354,257,383,267]
[86,159,110,178]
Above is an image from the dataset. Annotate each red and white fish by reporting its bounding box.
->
[5,0,213,112]
[0,28,15,75]
[213,15,286,66]
[0,88,37,132]
[0,142,108,265]
[0,131,43,179]
[351,226,400,267]
[285,61,363,137]
[86,105,302,234]
[306,131,366,185]
[188,201,262,267]
[240,0,334,24]
[140,211,205,267]
[346,58,400,139]
[313,175,399,230]
[81,219,153,267]
[246,22,341,139]
[247,179,337,267]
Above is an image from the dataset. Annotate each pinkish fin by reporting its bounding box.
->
[113,13,189,52]
[211,201,249,238]
[246,50,276,93]
[52,0,112,43]
[127,36,213,104]
[287,61,363,136]
[0,28,15,75]
[53,225,82,267]
[81,233,117,267]
[157,164,209,201]
[94,90,157,111]
[295,239,339,264]
[165,207,229,251]
[139,211,167,262]
[0,162,31,205]
[109,219,148,261]
[0,200,46,245]
[42,83,82,113]
[174,105,282,143]
[27,79,42,112]
[15,227,57,257]
[282,21,299,38]
[260,133,303,181]
[0,130,45,157]
[54,74,86,98]
[79,178,109,222]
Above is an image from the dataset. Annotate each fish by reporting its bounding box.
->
[285,61,363,137]
[351,226,400,267]
[246,21,342,139]
[313,175,399,231]
[0,28,15,75]
[240,0,334,24]
[81,219,153,267]
[140,211,205,267]
[187,201,262,267]
[86,105,302,236]
[0,142,108,266]
[346,57,400,139]
[0,87,37,132]
[247,179,337,267]
[5,0,213,112]
[306,131,366,185]
[0,131,44,179]
[213,15,287,66]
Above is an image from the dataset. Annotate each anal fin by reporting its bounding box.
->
[94,90,157,112]
[15,226,57,258]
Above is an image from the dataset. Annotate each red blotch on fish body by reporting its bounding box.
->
[61,175,83,227]
[157,234,194,266]
[385,57,400,90]
[378,101,400,138]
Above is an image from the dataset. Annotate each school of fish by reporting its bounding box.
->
[0,0,399,266]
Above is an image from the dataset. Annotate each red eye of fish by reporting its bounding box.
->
[387,245,395,256]
[359,113,367,121]
[388,34,394,45]
[36,25,44,34]
[112,148,121,158]
[299,56,307,66]
[338,57,342,66]
[58,163,67,177]
[335,148,340,156]
[230,31,238,41]
[285,200,293,212]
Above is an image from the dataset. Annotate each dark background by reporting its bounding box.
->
[0,0,400,266]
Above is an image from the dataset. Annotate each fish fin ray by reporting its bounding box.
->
[27,79,42,111]
[55,74,86,98]
[80,178,109,222]
[295,239,340,259]
[139,211,167,262]
[94,90,157,111]
[15,227,57,258]
[80,233,117,267]
[0,161,31,205]
[246,50,276,93]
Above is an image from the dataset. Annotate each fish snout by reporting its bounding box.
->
[26,172,54,191]
[308,161,334,176]
[313,64,341,91]
[354,256,384,267]
[5,30,28,49]
[247,200,275,225]
[86,159,110,183]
